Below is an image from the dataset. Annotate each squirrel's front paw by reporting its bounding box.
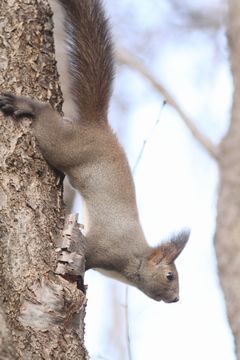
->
[0,93,35,118]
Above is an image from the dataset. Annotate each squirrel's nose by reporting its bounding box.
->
[172,296,179,303]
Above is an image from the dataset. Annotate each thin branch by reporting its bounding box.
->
[116,48,219,160]
[124,285,132,360]
[133,100,166,174]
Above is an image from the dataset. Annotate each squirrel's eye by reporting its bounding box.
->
[166,272,174,281]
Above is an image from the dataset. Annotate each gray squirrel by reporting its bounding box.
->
[0,0,189,303]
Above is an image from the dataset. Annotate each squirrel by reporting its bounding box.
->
[0,0,189,303]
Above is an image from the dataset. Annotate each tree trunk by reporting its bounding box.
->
[215,0,240,358]
[0,1,87,359]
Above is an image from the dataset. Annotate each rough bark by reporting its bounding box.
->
[0,1,87,359]
[215,0,240,358]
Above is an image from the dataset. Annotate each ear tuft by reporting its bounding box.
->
[148,229,190,265]
[171,229,190,251]
[155,229,190,264]
[167,229,190,263]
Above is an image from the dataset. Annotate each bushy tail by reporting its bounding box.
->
[53,0,114,121]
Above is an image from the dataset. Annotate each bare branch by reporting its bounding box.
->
[124,286,132,360]
[116,48,219,160]
[133,100,166,174]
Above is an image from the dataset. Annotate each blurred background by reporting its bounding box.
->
[70,0,239,358]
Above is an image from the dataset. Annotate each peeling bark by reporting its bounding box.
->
[55,214,86,281]
[0,0,87,358]
[215,0,240,358]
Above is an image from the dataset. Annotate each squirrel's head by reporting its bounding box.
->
[134,230,190,303]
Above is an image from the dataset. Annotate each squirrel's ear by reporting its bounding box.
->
[148,230,190,265]
[164,230,190,263]
[148,247,165,265]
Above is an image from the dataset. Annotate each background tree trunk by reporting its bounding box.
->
[215,0,240,358]
[0,1,87,359]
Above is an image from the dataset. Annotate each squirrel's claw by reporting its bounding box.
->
[0,93,35,118]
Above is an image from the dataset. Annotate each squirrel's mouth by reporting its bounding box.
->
[162,296,179,304]
[150,294,163,302]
